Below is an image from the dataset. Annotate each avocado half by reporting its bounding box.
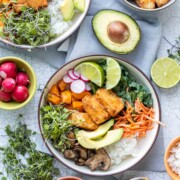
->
[92,10,141,54]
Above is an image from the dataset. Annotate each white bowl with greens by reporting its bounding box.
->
[38,55,161,176]
[0,0,91,49]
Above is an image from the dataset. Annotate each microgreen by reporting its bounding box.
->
[0,122,59,179]
[40,105,73,152]
[2,8,56,46]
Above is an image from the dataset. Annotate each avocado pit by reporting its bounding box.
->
[107,21,130,44]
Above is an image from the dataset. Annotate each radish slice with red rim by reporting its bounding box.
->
[68,70,79,80]
[85,83,91,91]
[63,74,74,83]
[73,70,80,78]
[80,75,89,82]
[70,80,85,93]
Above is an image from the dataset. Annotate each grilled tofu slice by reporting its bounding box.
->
[82,95,111,124]
[155,0,169,7]
[96,89,124,117]
[70,111,98,131]
[135,0,155,9]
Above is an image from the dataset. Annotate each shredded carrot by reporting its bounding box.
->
[114,98,165,138]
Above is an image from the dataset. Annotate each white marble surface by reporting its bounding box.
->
[0,1,180,179]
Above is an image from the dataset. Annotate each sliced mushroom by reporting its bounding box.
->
[64,150,76,159]
[85,148,111,171]
[74,157,86,166]
[74,146,88,160]
[67,132,76,147]
[87,149,96,158]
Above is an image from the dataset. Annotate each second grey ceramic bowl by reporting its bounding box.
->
[123,0,177,12]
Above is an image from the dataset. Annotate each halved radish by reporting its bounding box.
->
[80,75,89,82]
[70,80,85,94]
[63,74,74,83]
[73,70,80,78]
[68,69,79,80]
[85,83,91,91]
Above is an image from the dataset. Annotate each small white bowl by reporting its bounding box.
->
[123,0,177,12]
[38,55,161,176]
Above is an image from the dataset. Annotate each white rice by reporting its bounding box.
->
[104,138,138,166]
[167,142,180,177]
[47,0,72,35]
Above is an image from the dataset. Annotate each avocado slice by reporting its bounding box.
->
[92,10,141,54]
[60,0,74,21]
[73,0,85,12]
[76,128,124,149]
[77,119,114,140]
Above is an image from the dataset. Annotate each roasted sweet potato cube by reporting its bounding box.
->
[72,91,91,100]
[49,84,60,97]
[57,79,67,91]
[13,3,29,13]
[72,101,84,112]
[41,0,48,7]
[61,90,72,104]
[17,0,27,3]
[47,93,61,105]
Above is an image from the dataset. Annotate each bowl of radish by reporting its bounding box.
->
[0,57,37,110]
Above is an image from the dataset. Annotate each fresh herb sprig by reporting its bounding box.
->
[41,105,73,152]
[2,8,56,46]
[0,123,59,180]
[164,36,180,63]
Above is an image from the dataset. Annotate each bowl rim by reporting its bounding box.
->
[123,0,177,12]
[0,56,37,110]
[164,136,180,179]
[38,54,161,176]
[0,0,92,49]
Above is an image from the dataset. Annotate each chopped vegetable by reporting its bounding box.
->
[47,93,61,105]
[72,91,91,100]
[61,90,72,104]
[68,69,79,80]
[72,101,84,112]
[114,98,165,138]
[40,105,73,152]
[70,79,85,93]
[49,84,60,97]
[0,121,59,179]
[57,79,67,91]
[63,74,74,83]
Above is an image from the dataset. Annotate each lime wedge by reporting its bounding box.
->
[106,58,121,90]
[151,57,180,88]
[75,62,105,87]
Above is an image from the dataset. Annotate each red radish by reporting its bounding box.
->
[11,85,29,103]
[85,83,91,91]
[0,90,11,102]
[0,77,2,87]
[16,72,30,86]
[68,69,79,80]
[80,75,89,82]
[0,62,17,79]
[72,70,80,78]
[63,74,74,83]
[70,80,85,94]
[2,78,16,92]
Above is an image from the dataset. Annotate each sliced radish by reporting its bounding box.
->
[68,69,79,80]
[63,74,74,83]
[73,70,80,78]
[80,75,89,82]
[70,80,85,94]
[85,83,91,91]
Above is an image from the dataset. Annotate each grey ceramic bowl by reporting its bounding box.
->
[123,0,177,12]
[0,0,91,49]
[38,55,161,176]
